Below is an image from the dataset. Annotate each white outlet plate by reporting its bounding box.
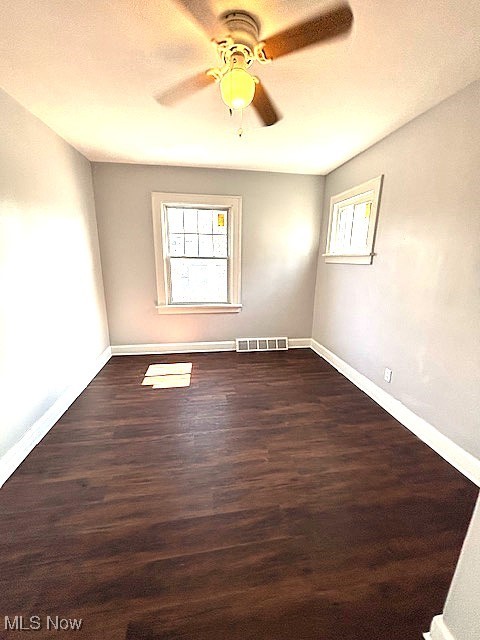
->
[384,367,392,383]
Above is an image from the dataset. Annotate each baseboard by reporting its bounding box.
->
[427,615,456,640]
[289,338,312,349]
[310,340,480,487]
[111,341,235,355]
[111,338,310,355]
[0,346,112,488]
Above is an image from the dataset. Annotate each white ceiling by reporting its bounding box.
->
[1,0,479,174]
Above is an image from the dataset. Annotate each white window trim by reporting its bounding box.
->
[323,175,383,265]
[152,192,242,314]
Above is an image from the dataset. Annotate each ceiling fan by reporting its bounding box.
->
[155,2,353,128]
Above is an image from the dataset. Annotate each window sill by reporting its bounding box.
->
[155,304,243,315]
[322,253,374,264]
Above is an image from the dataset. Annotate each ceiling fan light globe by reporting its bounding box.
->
[220,68,256,110]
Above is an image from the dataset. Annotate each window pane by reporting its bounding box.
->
[183,209,198,233]
[169,233,184,256]
[213,211,227,235]
[198,234,214,257]
[197,210,213,234]
[335,204,354,252]
[213,235,228,257]
[167,207,184,233]
[184,234,198,257]
[170,258,228,303]
[350,202,370,251]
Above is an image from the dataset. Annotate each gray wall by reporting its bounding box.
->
[0,90,109,458]
[433,495,480,640]
[92,164,323,345]
[312,79,480,459]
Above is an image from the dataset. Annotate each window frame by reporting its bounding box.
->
[323,175,384,264]
[152,192,242,314]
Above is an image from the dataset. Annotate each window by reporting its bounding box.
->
[152,193,242,314]
[324,175,383,264]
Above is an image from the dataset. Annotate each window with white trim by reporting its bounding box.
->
[324,175,383,264]
[152,193,242,314]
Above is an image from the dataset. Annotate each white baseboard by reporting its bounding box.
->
[111,341,235,355]
[289,338,312,349]
[310,339,480,487]
[427,615,456,640]
[0,346,112,488]
[111,338,310,355]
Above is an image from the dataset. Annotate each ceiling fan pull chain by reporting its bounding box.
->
[237,109,244,138]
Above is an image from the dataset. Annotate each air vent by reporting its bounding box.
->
[236,337,289,352]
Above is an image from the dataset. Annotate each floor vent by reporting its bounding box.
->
[236,337,289,352]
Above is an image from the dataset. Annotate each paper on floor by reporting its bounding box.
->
[152,374,191,388]
[145,363,192,376]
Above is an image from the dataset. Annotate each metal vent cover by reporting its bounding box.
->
[236,337,289,352]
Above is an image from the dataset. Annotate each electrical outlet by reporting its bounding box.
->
[384,367,392,383]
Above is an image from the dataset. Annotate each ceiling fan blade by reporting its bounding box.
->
[252,82,281,127]
[155,72,215,106]
[263,4,353,60]
[171,0,219,37]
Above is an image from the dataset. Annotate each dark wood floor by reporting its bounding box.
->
[0,350,477,639]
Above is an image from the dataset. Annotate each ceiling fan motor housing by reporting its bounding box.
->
[220,11,260,50]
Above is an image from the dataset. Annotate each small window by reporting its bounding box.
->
[324,175,383,264]
[152,193,242,314]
